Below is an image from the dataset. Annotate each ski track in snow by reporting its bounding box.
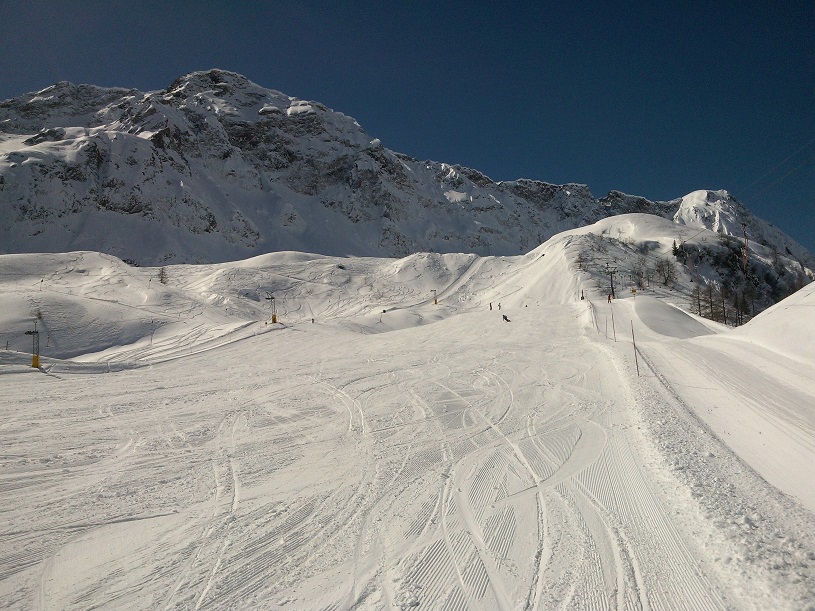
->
[1,247,815,610]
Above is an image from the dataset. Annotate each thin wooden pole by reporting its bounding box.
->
[611,307,616,342]
[631,321,640,377]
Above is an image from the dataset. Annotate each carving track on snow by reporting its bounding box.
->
[2,304,747,608]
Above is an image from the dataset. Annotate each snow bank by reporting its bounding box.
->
[728,280,815,364]
[634,296,715,339]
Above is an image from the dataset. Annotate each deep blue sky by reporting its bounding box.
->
[2,1,814,253]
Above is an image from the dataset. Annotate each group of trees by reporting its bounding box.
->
[688,281,751,326]
[672,237,808,325]
[575,229,810,327]
[624,255,675,289]
[578,234,680,297]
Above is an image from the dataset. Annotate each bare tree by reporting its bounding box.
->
[654,257,676,286]
[689,284,702,315]
[632,256,647,288]
[575,250,588,272]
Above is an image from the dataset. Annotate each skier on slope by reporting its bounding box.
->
[503,314,511,322]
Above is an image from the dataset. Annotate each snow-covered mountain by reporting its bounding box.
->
[2,69,812,272]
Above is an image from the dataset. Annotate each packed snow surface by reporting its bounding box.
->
[2,228,815,609]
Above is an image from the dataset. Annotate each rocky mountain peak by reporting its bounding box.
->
[0,70,812,282]
[0,81,137,133]
[167,69,254,95]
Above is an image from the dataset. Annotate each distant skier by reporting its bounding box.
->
[607,294,612,303]
[502,315,511,323]
[498,303,501,310]
[489,303,492,311]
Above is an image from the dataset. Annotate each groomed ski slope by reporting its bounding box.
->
[2,223,815,609]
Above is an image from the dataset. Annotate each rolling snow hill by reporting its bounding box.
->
[2,219,815,609]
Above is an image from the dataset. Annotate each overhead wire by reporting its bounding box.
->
[738,136,815,202]
[745,152,815,202]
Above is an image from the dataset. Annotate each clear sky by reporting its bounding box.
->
[2,0,814,253]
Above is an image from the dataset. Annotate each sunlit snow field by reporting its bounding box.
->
[2,217,815,609]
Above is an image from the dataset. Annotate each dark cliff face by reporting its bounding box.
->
[598,190,675,216]
[1,69,812,270]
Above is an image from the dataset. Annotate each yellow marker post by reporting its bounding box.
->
[266,292,278,324]
[25,321,40,368]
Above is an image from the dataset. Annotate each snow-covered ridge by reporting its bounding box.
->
[1,69,813,273]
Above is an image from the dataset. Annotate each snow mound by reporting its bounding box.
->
[443,190,468,203]
[728,280,815,364]
[258,103,281,115]
[634,296,715,339]
[286,101,315,116]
